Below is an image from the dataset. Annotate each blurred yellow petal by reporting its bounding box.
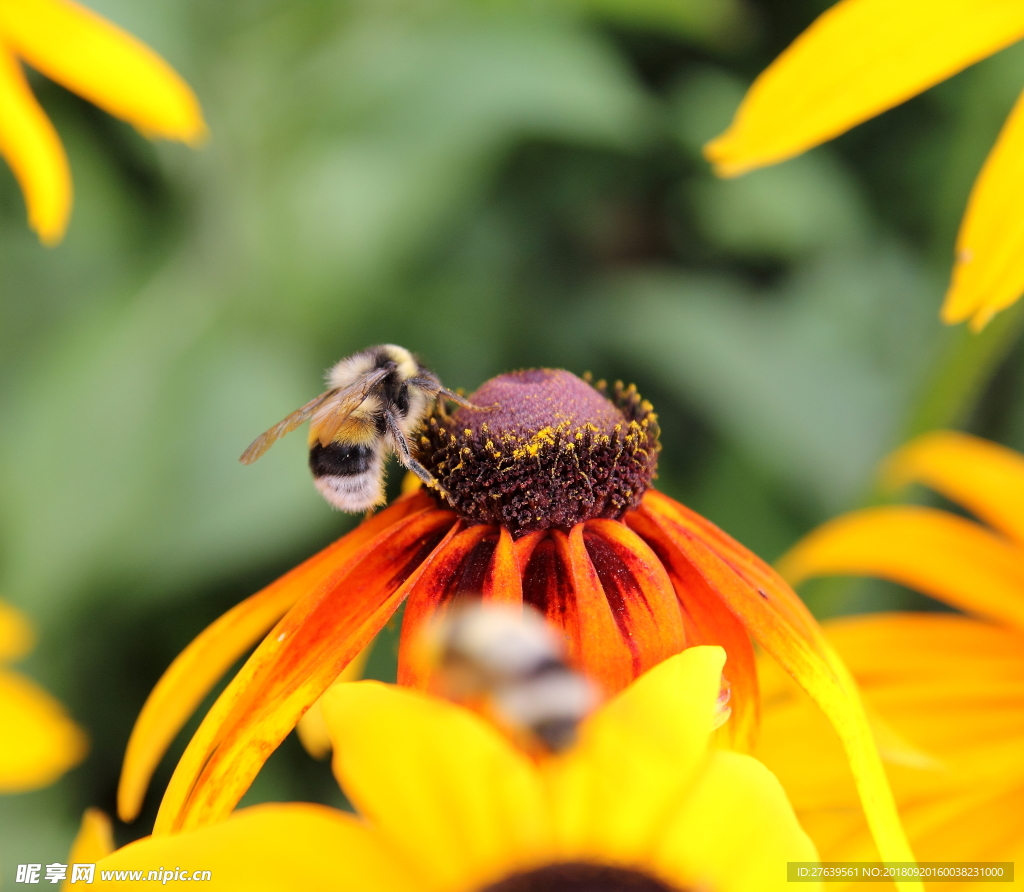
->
[758,613,1024,872]
[95,803,418,892]
[777,505,1024,633]
[944,88,1024,327]
[546,646,724,863]
[67,808,115,868]
[883,430,1024,545]
[0,598,34,663]
[0,0,206,144]
[0,46,71,243]
[653,751,820,892]
[705,0,1024,177]
[296,639,373,761]
[322,681,550,892]
[0,668,87,792]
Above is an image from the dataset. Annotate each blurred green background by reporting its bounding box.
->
[4,0,1024,864]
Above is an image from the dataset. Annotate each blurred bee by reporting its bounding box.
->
[425,603,600,753]
[240,344,472,512]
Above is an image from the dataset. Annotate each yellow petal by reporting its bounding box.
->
[0,598,34,663]
[883,430,1024,546]
[0,46,71,243]
[0,0,206,144]
[0,668,87,792]
[758,613,1024,867]
[94,803,419,892]
[117,577,308,822]
[67,808,115,865]
[705,0,1024,176]
[296,639,373,760]
[322,681,550,892]
[652,751,820,892]
[777,505,1024,634]
[944,87,1024,326]
[545,646,724,864]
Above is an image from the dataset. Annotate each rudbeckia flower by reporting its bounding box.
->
[765,430,1024,870]
[118,367,919,886]
[99,648,822,892]
[0,597,87,791]
[0,0,206,244]
[704,0,1024,330]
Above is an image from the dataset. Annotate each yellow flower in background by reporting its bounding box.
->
[0,598,87,792]
[0,0,206,244]
[704,0,1024,331]
[757,614,1024,885]
[761,430,1024,877]
[94,648,821,891]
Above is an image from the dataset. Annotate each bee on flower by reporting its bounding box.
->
[116,353,921,889]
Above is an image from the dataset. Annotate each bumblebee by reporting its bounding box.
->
[240,344,470,512]
[427,603,600,753]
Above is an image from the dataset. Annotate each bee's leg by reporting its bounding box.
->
[382,407,454,504]
[436,386,491,410]
[412,382,489,412]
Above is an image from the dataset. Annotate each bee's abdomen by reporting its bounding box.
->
[309,442,375,477]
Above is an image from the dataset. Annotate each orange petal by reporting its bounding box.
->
[397,523,506,690]
[482,526,523,605]
[118,494,429,822]
[776,505,1024,634]
[638,491,922,889]
[154,502,458,834]
[883,430,1024,548]
[295,639,374,761]
[705,0,1024,177]
[943,87,1024,327]
[627,508,759,752]
[0,0,206,144]
[537,529,635,694]
[580,519,686,676]
[0,47,70,243]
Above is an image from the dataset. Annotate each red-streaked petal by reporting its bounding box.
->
[118,494,431,822]
[882,430,1024,547]
[396,524,500,690]
[627,509,759,752]
[581,519,686,677]
[551,528,635,694]
[638,491,921,887]
[644,491,822,641]
[776,505,1024,635]
[154,504,458,834]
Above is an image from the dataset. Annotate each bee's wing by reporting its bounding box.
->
[309,366,393,447]
[239,390,341,464]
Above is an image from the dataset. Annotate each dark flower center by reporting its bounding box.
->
[416,369,659,536]
[479,862,684,892]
